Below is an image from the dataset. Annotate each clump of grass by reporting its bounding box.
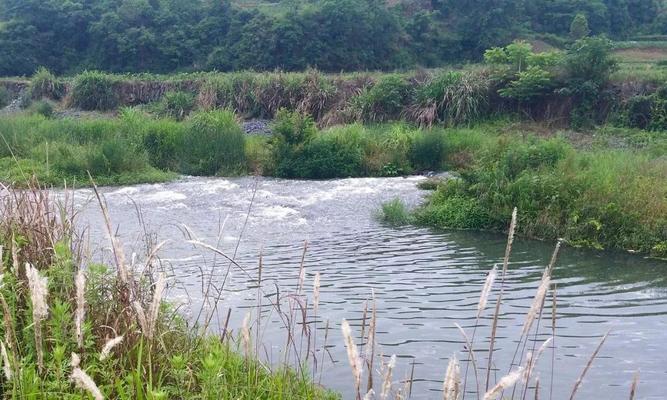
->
[27,99,54,118]
[29,67,65,100]
[181,109,246,176]
[377,198,411,226]
[153,91,196,120]
[70,71,118,111]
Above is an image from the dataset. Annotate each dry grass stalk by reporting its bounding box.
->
[242,312,252,358]
[342,319,363,399]
[629,370,639,400]
[89,177,130,287]
[0,246,3,273]
[0,293,14,353]
[132,301,148,335]
[521,274,550,336]
[25,263,48,372]
[363,389,376,400]
[454,323,480,399]
[70,353,104,400]
[534,376,540,400]
[443,355,461,400]
[99,335,124,361]
[483,367,525,400]
[313,272,321,315]
[75,269,85,349]
[1,340,11,380]
[147,273,166,339]
[477,265,497,318]
[502,208,518,279]
[569,330,610,400]
[365,293,377,393]
[380,354,396,400]
[523,338,552,386]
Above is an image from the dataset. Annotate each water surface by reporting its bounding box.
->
[73,176,667,399]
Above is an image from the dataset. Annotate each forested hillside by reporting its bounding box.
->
[0,0,665,75]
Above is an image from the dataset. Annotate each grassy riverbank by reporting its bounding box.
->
[406,125,667,258]
[0,186,338,399]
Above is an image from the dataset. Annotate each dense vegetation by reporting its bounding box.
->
[1,0,666,75]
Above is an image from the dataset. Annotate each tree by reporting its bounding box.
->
[570,13,591,39]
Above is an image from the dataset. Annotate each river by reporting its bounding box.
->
[72,176,667,399]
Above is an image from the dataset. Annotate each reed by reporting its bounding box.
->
[443,355,461,400]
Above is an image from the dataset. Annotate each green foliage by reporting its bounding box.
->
[378,198,411,226]
[626,91,667,131]
[29,67,65,100]
[28,100,54,118]
[154,91,196,121]
[498,66,556,101]
[351,75,412,122]
[181,110,246,176]
[570,13,591,40]
[0,0,663,76]
[415,133,667,257]
[71,71,118,111]
[410,132,445,171]
[561,36,618,128]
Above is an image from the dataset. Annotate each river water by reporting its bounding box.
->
[72,176,667,399]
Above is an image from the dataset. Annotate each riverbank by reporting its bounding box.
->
[1,108,665,256]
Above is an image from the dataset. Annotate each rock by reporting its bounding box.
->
[243,119,273,136]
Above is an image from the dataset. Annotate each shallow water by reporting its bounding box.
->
[73,176,667,399]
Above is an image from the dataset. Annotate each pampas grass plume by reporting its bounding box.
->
[443,354,461,400]
[99,336,124,361]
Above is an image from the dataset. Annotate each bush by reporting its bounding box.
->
[0,86,9,108]
[30,67,65,100]
[155,91,196,120]
[142,119,185,171]
[410,132,445,171]
[351,75,412,122]
[71,71,118,111]
[181,110,246,175]
[287,135,364,179]
[28,100,54,118]
[626,96,654,129]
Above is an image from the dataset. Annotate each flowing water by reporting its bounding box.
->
[73,176,667,399]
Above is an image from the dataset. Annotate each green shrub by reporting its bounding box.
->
[410,132,445,171]
[142,119,185,171]
[30,67,65,100]
[71,71,118,111]
[181,110,246,175]
[351,75,412,122]
[287,135,364,179]
[378,198,411,226]
[0,86,9,108]
[626,96,654,129]
[28,100,54,118]
[156,91,196,120]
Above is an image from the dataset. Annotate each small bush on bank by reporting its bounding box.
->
[410,132,445,171]
[30,67,65,100]
[154,91,196,120]
[71,71,118,111]
[181,110,246,176]
[351,75,412,122]
[28,99,54,118]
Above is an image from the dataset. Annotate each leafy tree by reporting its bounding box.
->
[570,13,591,39]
